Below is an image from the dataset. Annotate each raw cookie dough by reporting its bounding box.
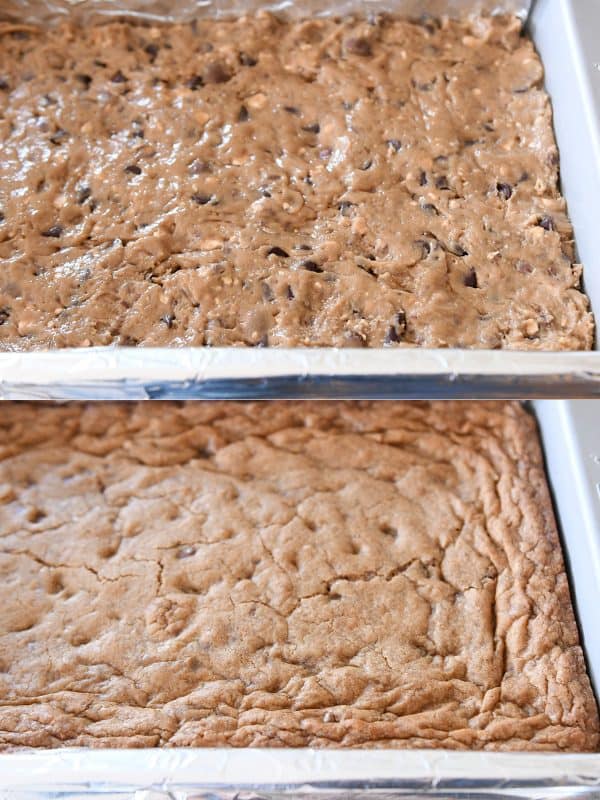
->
[0,15,594,349]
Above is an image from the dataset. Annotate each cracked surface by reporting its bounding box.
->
[0,400,598,750]
[0,14,594,350]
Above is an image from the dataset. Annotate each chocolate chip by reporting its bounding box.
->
[94,59,107,68]
[77,187,91,204]
[385,325,400,343]
[396,310,407,328]
[161,314,175,328]
[435,175,450,190]
[204,61,232,84]
[463,138,478,146]
[338,201,355,216]
[496,182,512,200]
[301,260,323,273]
[284,105,300,115]
[449,243,468,257]
[144,43,159,61]
[421,203,439,215]
[125,164,142,175]
[483,122,495,132]
[386,139,402,152]
[302,122,320,134]
[516,260,534,274]
[238,105,249,122]
[0,78,9,91]
[0,309,9,325]
[415,239,431,257]
[412,79,434,91]
[464,268,478,288]
[239,52,257,67]
[75,73,92,89]
[345,37,372,57]
[132,129,145,139]
[110,70,127,83]
[176,545,196,559]
[191,193,212,205]
[189,160,210,175]
[286,285,295,300]
[538,215,556,231]
[49,129,68,145]
[267,246,289,258]
[261,190,272,198]
[419,170,428,186]
[42,225,63,238]
[185,74,204,90]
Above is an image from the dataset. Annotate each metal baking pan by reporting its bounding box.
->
[1,0,600,399]
[0,399,598,797]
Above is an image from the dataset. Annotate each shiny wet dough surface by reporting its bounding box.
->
[0,15,594,349]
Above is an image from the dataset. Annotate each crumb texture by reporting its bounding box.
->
[0,15,594,349]
[0,401,598,751]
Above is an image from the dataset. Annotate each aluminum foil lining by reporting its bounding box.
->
[2,0,532,26]
[2,748,600,798]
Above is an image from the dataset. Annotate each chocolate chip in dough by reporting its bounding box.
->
[435,175,450,190]
[419,170,428,186]
[302,122,320,133]
[386,139,402,152]
[238,105,249,122]
[239,52,257,66]
[204,61,232,84]
[110,70,127,83]
[301,260,323,273]
[0,212,4,222]
[49,129,68,145]
[77,187,92,204]
[125,164,142,175]
[161,314,175,328]
[464,267,478,288]
[496,182,512,200]
[144,43,159,62]
[185,74,204,90]
[75,73,92,89]
[0,309,9,325]
[267,246,289,258]
[191,193,213,205]
[0,78,9,90]
[345,37,372,57]
[538,215,556,231]
[449,243,468,257]
[42,225,63,238]
[284,105,300,115]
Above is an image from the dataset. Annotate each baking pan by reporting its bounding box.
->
[0,399,598,797]
[1,0,600,399]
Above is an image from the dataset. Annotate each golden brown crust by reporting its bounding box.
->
[0,401,597,751]
[0,15,593,350]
